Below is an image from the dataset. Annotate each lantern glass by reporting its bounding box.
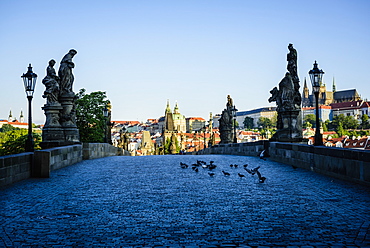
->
[308,61,324,91]
[21,64,37,97]
[103,107,109,117]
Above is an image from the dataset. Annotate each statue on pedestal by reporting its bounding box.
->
[58,49,77,95]
[219,95,234,144]
[42,59,60,105]
[269,44,303,142]
[41,49,80,148]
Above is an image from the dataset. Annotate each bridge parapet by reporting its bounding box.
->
[200,141,370,187]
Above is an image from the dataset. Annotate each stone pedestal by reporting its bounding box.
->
[220,129,233,144]
[59,92,80,143]
[270,110,303,142]
[40,104,65,149]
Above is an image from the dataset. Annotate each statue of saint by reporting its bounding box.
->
[287,43,298,83]
[58,49,77,95]
[42,59,60,105]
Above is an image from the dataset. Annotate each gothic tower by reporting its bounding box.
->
[164,100,174,132]
[8,110,13,122]
[20,110,24,123]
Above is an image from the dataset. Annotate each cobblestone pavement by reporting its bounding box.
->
[1,155,370,247]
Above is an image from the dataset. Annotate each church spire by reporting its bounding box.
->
[303,77,309,98]
[332,77,336,92]
[20,109,24,123]
[173,101,179,114]
[8,109,13,122]
[165,99,171,114]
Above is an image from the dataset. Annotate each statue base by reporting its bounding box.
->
[219,129,233,144]
[270,110,303,142]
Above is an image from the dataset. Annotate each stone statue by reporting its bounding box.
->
[219,95,234,143]
[58,49,77,95]
[268,44,303,142]
[42,59,60,105]
[287,43,302,107]
[287,43,298,84]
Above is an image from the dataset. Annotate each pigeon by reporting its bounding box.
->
[244,167,255,175]
[238,173,245,178]
[259,150,266,160]
[251,166,260,173]
[222,170,230,176]
[256,169,266,183]
[180,162,188,169]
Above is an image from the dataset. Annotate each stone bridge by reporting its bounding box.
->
[1,154,369,247]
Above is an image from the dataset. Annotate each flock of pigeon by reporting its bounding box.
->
[179,159,266,183]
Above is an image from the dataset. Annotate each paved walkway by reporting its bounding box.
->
[1,155,370,247]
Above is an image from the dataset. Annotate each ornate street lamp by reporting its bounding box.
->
[232,105,238,143]
[309,61,324,146]
[21,64,37,152]
[103,106,109,143]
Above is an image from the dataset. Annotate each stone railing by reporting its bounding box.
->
[197,140,269,157]
[0,152,33,187]
[200,141,370,187]
[269,142,370,187]
[0,143,123,187]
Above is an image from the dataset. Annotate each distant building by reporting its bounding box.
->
[302,77,361,107]
[302,105,333,122]
[235,107,276,128]
[186,117,206,133]
[331,100,370,121]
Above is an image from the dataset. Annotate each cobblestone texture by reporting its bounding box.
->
[1,155,370,247]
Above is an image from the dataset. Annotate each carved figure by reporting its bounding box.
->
[42,59,60,104]
[58,49,77,94]
[227,94,233,108]
[219,95,234,143]
[287,43,298,85]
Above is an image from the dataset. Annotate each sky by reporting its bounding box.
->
[1,0,369,125]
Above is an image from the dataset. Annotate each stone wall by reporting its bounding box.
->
[0,143,123,187]
[82,143,123,160]
[33,145,83,178]
[202,141,370,187]
[0,153,32,187]
[198,140,269,157]
[269,142,370,187]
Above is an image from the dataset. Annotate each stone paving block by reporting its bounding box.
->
[1,154,370,247]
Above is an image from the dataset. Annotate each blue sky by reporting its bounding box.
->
[1,0,369,124]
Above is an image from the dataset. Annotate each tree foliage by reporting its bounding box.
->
[303,114,316,128]
[0,129,41,156]
[243,116,254,130]
[75,88,110,143]
[0,124,20,132]
[257,117,273,129]
[361,114,369,129]
[332,114,358,131]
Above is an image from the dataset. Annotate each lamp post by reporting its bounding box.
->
[103,106,108,143]
[232,105,238,143]
[21,64,37,152]
[309,61,324,146]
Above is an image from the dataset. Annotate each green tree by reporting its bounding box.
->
[0,129,41,156]
[75,88,111,143]
[303,114,316,128]
[361,114,369,129]
[336,122,347,137]
[332,114,358,130]
[243,116,254,129]
[0,124,20,132]
[257,117,272,129]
